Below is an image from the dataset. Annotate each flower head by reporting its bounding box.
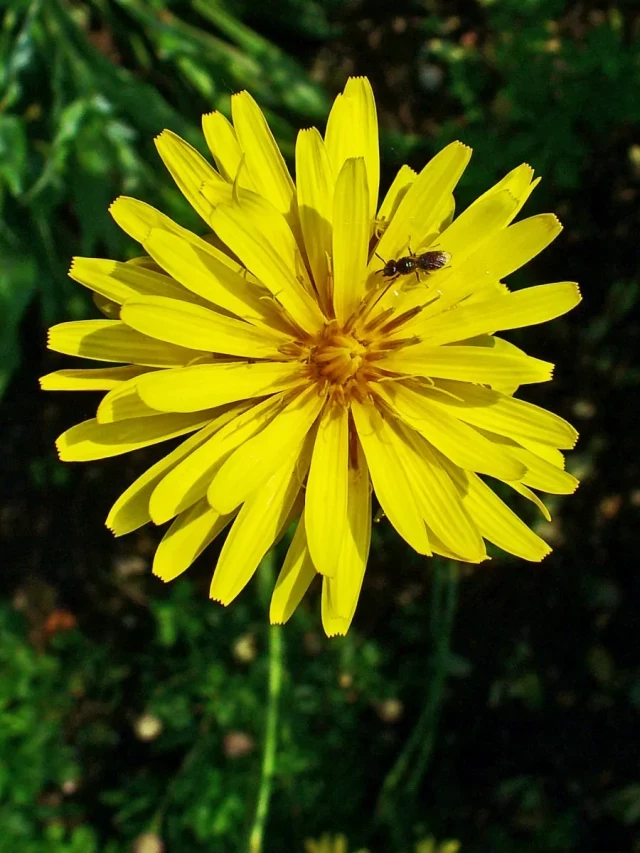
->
[42,78,581,636]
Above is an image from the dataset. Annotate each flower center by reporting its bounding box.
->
[313,330,366,384]
[280,307,422,407]
[294,321,381,404]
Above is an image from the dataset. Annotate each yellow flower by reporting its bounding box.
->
[42,78,581,636]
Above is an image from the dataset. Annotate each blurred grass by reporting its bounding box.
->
[1,1,640,852]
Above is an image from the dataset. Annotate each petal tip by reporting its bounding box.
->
[108,196,125,216]
[151,565,172,583]
[54,436,69,462]
[104,519,125,539]
[538,543,553,561]
[148,501,171,528]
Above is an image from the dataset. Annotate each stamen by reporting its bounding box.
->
[378,306,423,336]
[370,335,421,355]
[361,306,395,334]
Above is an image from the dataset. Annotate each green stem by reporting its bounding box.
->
[407,562,458,793]
[375,561,459,822]
[248,552,284,853]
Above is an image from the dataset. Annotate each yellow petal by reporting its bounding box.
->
[149,396,280,524]
[136,361,303,413]
[97,376,160,423]
[69,257,196,305]
[126,255,164,271]
[120,296,289,359]
[40,366,151,391]
[210,440,312,605]
[435,213,563,310]
[48,320,207,367]
[295,127,334,313]
[154,130,223,225]
[332,158,370,323]
[109,195,173,245]
[461,472,551,561]
[109,196,242,275]
[325,77,379,225]
[376,164,416,232]
[322,436,372,633]
[380,345,554,385]
[390,420,487,562]
[475,212,563,279]
[472,162,539,222]
[470,428,577,495]
[373,141,471,269]
[207,387,324,514]
[270,512,317,624]
[56,412,214,462]
[321,576,341,636]
[504,442,579,494]
[106,413,234,535]
[93,292,121,319]
[425,380,578,448]
[432,188,521,262]
[508,481,552,522]
[153,498,234,583]
[351,400,431,555]
[517,437,565,467]
[304,404,348,577]
[202,110,245,183]
[139,227,289,332]
[211,194,326,335]
[437,333,528,396]
[377,382,525,481]
[403,282,582,344]
[421,525,478,562]
[231,90,297,226]
[437,194,456,235]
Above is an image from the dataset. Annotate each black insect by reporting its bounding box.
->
[379,248,451,282]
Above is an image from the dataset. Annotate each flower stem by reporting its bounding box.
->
[406,561,458,794]
[248,551,284,853]
[375,561,459,822]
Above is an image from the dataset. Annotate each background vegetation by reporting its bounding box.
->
[1,0,639,850]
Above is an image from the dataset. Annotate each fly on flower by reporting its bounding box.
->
[41,77,581,636]
[378,248,451,282]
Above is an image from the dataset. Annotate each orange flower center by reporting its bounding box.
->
[301,323,375,404]
[279,292,424,406]
[313,329,366,384]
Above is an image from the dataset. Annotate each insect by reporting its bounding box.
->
[378,248,451,282]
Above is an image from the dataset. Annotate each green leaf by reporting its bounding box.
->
[0,246,38,399]
[0,115,27,196]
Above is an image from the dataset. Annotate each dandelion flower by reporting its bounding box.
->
[42,78,581,636]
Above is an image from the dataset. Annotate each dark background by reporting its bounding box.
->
[1,1,639,851]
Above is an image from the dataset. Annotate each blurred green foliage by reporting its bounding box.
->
[0,0,330,397]
[1,0,640,851]
[420,1,640,201]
